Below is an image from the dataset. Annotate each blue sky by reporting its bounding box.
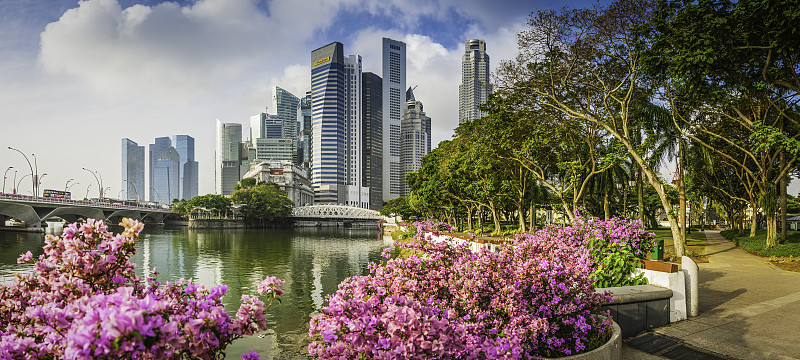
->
[0,0,603,197]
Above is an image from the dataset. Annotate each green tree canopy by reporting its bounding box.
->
[230,183,293,224]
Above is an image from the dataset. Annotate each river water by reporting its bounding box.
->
[0,224,387,359]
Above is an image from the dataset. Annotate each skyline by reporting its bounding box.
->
[1,0,607,197]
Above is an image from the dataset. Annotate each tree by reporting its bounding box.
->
[380,196,418,221]
[235,177,258,191]
[187,194,232,216]
[497,0,691,255]
[231,183,293,225]
[643,0,800,247]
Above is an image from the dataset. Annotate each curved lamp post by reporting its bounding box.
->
[3,166,12,193]
[65,178,74,192]
[124,179,140,202]
[16,174,31,194]
[82,167,103,199]
[8,147,36,198]
[38,173,47,192]
[151,187,162,204]
[85,184,92,200]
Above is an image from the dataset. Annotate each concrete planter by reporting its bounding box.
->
[544,319,622,360]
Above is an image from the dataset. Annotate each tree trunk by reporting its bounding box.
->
[489,203,502,233]
[529,202,535,232]
[603,189,611,219]
[781,151,787,244]
[637,167,644,222]
[766,211,778,247]
[749,202,757,237]
[678,141,687,246]
[517,204,527,233]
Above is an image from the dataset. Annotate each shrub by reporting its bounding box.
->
[308,221,612,359]
[0,218,283,359]
[535,215,655,287]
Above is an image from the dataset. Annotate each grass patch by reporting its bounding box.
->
[720,229,800,257]
[650,228,708,263]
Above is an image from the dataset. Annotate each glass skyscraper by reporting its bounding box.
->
[121,138,145,201]
[382,38,406,203]
[459,39,491,124]
[272,86,300,139]
[400,87,431,196]
[173,135,198,201]
[149,137,180,204]
[297,91,312,171]
[215,119,242,195]
[310,42,369,207]
[362,72,383,210]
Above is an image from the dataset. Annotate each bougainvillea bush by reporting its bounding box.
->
[535,215,656,287]
[308,220,613,359]
[0,218,283,359]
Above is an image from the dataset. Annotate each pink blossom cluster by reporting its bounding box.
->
[0,218,282,360]
[308,220,612,358]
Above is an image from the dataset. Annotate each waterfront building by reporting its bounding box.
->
[297,91,312,171]
[362,72,383,210]
[215,119,243,196]
[400,87,431,196]
[173,135,198,200]
[310,42,369,207]
[382,37,406,203]
[242,160,314,206]
[121,138,145,201]
[458,39,491,124]
[149,137,180,204]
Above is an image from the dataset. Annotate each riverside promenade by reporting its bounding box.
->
[624,230,800,359]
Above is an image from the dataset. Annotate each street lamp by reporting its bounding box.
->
[31,153,38,197]
[67,181,79,192]
[12,170,17,194]
[85,184,92,200]
[151,187,162,204]
[17,174,31,194]
[8,147,36,198]
[82,167,103,199]
[124,179,140,202]
[38,173,47,194]
[3,166,12,193]
[65,179,74,192]
[104,187,111,201]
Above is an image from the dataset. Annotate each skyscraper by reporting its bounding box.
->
[149,137,180,204]
[362,72,383,210]
[297,91,312,171]
[215,119,242,195]
[382,38,406,203]
[459,39,491,124]
[400,87,431,196]
[310,42,369,207]
[173,135,198,200]
[121,138,145,201]
[250,112,284,141]
[272,86,300,139]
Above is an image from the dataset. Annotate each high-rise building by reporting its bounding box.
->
[362,72,383,210]
[400,87,431,196]
[149,137,180,204]
[250,112,284,140]
[297,91,312,171]
[121,138,145,201]
[273,86,300,139]
[215,119,242,195]
[382,38,406,203]
[459,39,491,124]
[173,135,198,200]
[310,42,369,207]
[254,137,294,161]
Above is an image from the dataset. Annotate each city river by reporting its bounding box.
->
[0,223,387,359]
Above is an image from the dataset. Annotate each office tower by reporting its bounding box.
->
[362,72,383,210]
[310,42,369,207]
[254,138,294,161]
[297,91,312,171]
[459,39,491,124]
[215,119,242,195]
[272,86,300,139]
[149,137,180,204]
[400,87,431,196]
[173,135,198,200]
[250,112,284,140]
[121,138,145,201]
[382,38,406,203]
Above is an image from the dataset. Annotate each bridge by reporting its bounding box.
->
[292,205,383,227]
[0,192,175,230]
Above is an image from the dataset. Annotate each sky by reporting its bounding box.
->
[0,0,608,199]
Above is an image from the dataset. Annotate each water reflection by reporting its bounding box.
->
[1,225,384,359]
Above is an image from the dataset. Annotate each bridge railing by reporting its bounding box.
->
[0,192,172,213]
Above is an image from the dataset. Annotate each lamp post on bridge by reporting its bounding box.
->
[65,178,74,192]
[8,147,36,198]
[124,179,140,202]
[3,166,12,193]
[38,173,47,193]
[82,167,103,200]
[85,184,92,200]
[16,174,31,195]
[151,187,162,204]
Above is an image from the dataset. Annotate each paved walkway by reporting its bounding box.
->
[624,230,800,359]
